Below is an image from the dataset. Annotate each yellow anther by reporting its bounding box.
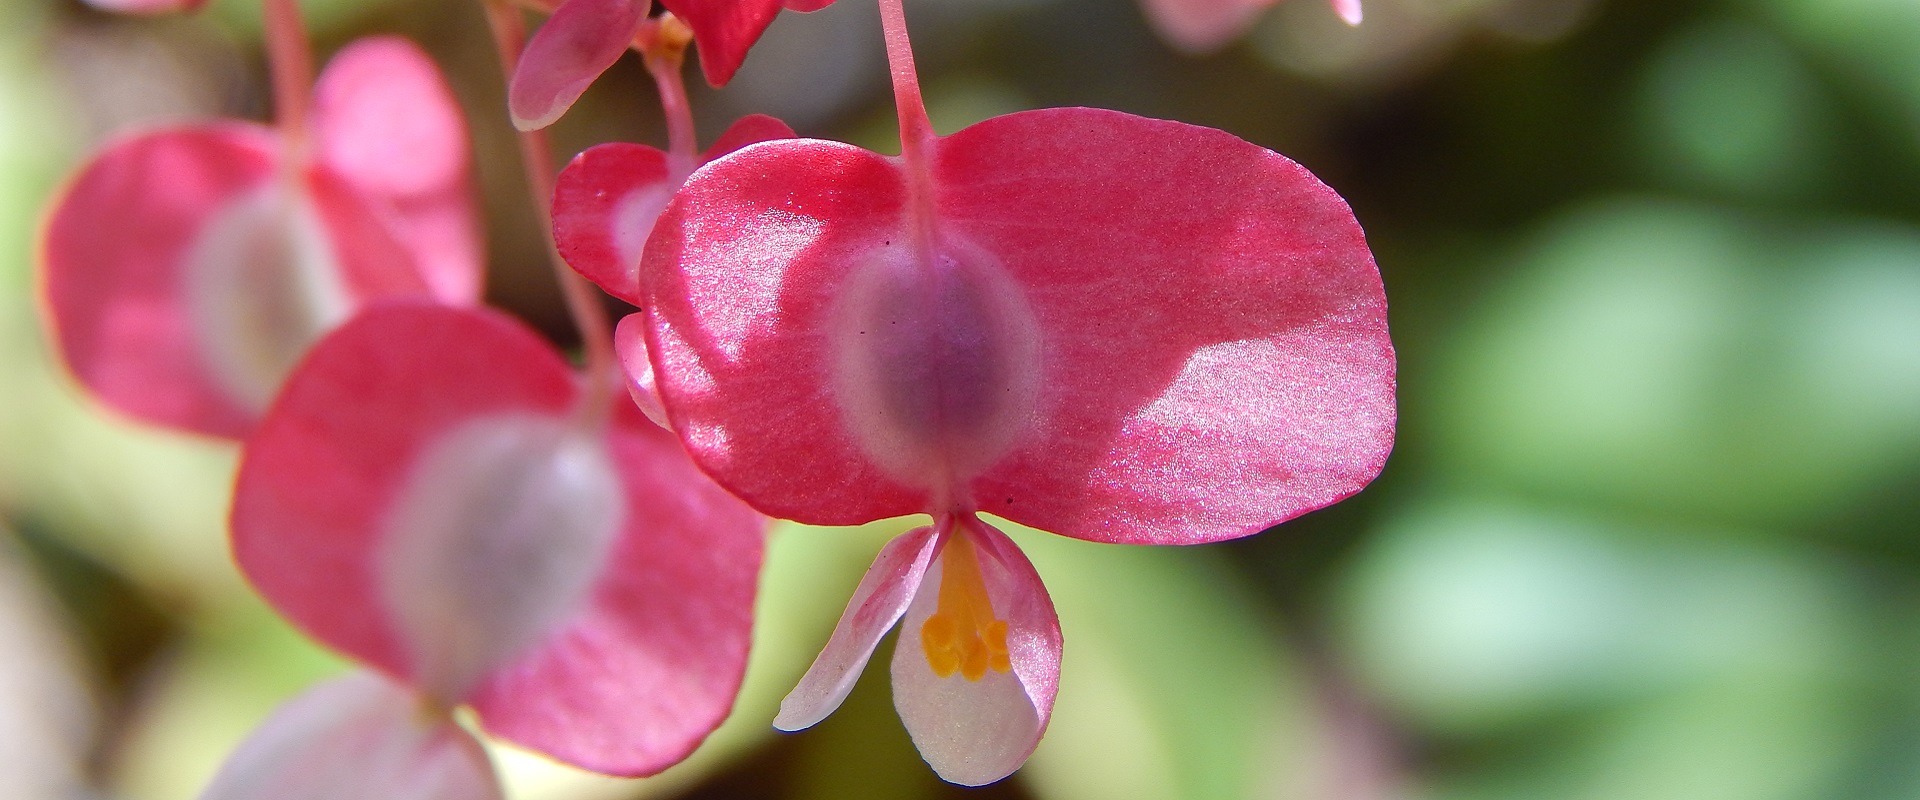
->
[920,534,1013,681]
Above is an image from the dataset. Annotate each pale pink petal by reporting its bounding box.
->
[201,671,501,800]
[1332,0,1362,25]
[552,142,672,305]
[41,124,427,438]
[234,304,766,776]
[1138,0,1276,54]
[313,36,483,306]
[888,519,1058,786]
[774,525,941,732]
[615,313,669,429]
[509,0,650,131]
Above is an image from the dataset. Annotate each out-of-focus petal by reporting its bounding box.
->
[553,142,671,305]
[615,313,669,428]
[1138,0,1275,54]
[233,304,767,776]
[1331,0,1362,25]
[775,525,940,732]
[41,124,428,438]
[313,36,483,306]
[889,519,1058,786]
[657,0,785,87]
[81,0,207,14]
[509,0,650,131]
[201,671,501,800]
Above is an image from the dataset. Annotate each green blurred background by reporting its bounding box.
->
[2,0,1918,797]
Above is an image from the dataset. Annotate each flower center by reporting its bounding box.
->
[920,533,1011,681]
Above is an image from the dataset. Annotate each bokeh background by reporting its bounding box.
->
[3,0,1919,797]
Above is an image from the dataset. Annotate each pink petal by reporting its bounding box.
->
[774,524,940,732]
[313,36,483,306]
[641,109,1394,543]
[508,0,650,131]
[40,124,427,438]
[657,0,785,87]
[1332,0,1363,25]
[202,671,501,800]
[889,519,1059,786]
[233,304,767,776]
[615,313,669,428]
[553,142,672,306]
[781,0,833,11]
[702,113,798,162]
[1138,0,1276,54]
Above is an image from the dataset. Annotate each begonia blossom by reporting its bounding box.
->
[629,0,1395,785]
[217,302,766,793]
[1142,0,1361,54]
[40,36,479,438]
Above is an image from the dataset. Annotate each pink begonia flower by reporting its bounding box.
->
[509,0,829,130]
[225,302,766,784]
[1141,0,1361,54]
[40,36,480,439]
[629,0,1394,783]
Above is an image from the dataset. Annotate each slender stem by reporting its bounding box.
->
[262,0,314,163]
[482,0,617,427]
[876,0,933,167]
[644,44,698,168]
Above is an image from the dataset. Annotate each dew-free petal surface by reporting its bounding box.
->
[615,312,669,428]
[554,142,672,305]
[704,114,798,161]
[889,521,1058,786]
[775,524,939,732]
[509,0,649,130]
[643,109,1393,543]
[313,36,482,306]
[201,671,502,800]
[658,0,788,87]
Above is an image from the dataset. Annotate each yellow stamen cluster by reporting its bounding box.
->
[920,534,1012,681]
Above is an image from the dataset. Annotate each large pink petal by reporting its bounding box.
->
[467,397,767,776]
[508,0,650,131]
[657,0,784,87]
[202,671,501,800]
[774,525,940,732]
[41,125,428,438]
[313,36,483,306]
[641,109,1393,543]
[888,518,1058,786]
[553,142,672,305]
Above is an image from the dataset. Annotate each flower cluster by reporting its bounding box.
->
[42,0,1393,793]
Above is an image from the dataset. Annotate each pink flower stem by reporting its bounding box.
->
[642,25,699,170]
[262,0,314,164]
[876,0,933,166]
[482,0,618,428]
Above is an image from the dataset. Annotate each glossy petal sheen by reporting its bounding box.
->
[313,36,483,305]
[641,108,1395,543]
[201,671,501,800]
[554,115,794,305]
[615,313,669,428]
[509,0,649,130]
[774,525,939,731]
[41,124,426,437]
[232,304,767,775]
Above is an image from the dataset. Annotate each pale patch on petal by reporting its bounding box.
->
[183,181,351,416]
[775,525,941,732]
[889,519,1059,786]
[201,672,501,800]
[379,413,624,704]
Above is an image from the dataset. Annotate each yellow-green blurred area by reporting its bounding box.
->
[1,0,1918,796]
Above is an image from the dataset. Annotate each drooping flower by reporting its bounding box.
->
[508,0,830,131]
[40,36,480,438]
[628,0,1395,784]
[1141,0,1362,54]
[216,302,766,793]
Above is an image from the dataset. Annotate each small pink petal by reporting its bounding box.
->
[774,525,940,732]
[657,0,785,87]
[1138,0,1276,54]
[702,113,798,163]
[553,142,672,306]
[781,0,833,11]
[888,519,1058,786]
[313,36,483,306]
[1332,0,1362,25]
[202,671,501,800]
[615,313,669,428]
[509,0,650,131]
